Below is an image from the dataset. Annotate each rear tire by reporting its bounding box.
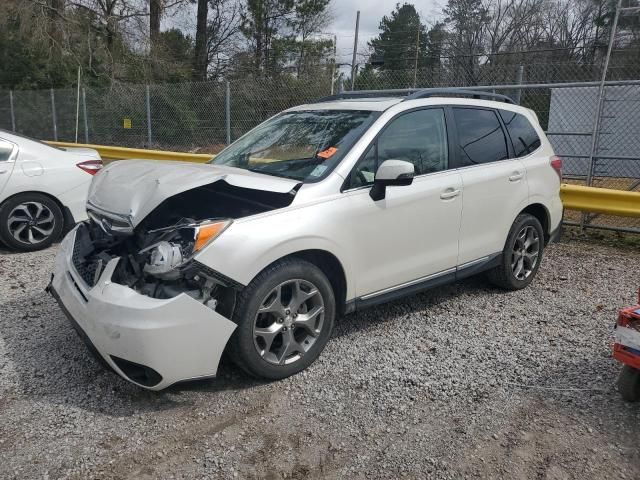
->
[0,193,64,252]
[617,365,640,402]
[227,258,336,380]
[487,213,544,290]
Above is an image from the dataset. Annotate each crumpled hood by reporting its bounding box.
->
[87,160,300,227]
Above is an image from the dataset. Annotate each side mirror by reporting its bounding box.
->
[370,159,414,201]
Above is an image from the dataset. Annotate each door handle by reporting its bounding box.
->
[0,169,7,174]
[440,188,460,200]
[509,171,524,182]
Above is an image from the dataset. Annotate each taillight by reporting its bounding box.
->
[77,160,103,175]
[550,155,562,181]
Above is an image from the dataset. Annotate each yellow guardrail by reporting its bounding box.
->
[45,141,640,218]
[560,184,640,217]
[46,141,212,163]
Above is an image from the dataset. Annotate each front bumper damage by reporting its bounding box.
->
[48,227,237,390]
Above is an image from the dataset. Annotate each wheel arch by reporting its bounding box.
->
[250,249,349,317]
[519,203,550,243]
[0,190,74,234]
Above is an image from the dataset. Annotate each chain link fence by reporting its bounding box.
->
[0,63,638,232]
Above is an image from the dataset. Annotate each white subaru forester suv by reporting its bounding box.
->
[48,89,563,390]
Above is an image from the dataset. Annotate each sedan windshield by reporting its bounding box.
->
[210,110,379,181]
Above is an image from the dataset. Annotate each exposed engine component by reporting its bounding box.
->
[142,241,184,280]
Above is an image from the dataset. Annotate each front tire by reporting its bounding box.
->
[0,193,64,252]
[487,213,544,290]
[228,258,336,380]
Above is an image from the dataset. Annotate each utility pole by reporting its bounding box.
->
[331,35,337,95]
[350,10,360,91]
[413,25,420,88]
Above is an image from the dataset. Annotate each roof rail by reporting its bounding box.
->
[315,87,515,105]
[404,88,515,104]
[315,89,419,103]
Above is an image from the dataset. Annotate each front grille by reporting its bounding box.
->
[71,228,99,287]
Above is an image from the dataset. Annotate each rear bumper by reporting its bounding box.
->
[49,227,236,390]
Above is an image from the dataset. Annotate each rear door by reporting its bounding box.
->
[0,139,17,198]
[452,106,529,266]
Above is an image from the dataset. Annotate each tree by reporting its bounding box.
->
[193,0,209,80]
[368,3,428,72]
[193,0,241,80]
[443,0,490,83]
[241,0,294,72]
[150,0,162,52]
[425,21,447,69]
[289,0,331,75]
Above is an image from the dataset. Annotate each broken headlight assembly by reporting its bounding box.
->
[140,219,232,280]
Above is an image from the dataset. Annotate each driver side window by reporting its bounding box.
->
[346,108,449,189]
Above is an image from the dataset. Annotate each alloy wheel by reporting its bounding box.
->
[253,279,325,366]
[511,225,540,280]
[7,201,56,245]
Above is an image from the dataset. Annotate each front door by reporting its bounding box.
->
[340,107,463,298]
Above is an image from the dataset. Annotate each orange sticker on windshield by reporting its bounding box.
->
[317,147,338,160]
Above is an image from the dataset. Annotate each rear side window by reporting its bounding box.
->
[452,108,508,166]
[499,110,541,157]
[0,139,15,161]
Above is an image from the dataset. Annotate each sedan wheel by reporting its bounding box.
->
[8,201,56,245]
[0,193,64,251]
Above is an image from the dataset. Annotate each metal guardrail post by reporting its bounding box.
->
[50,88,58,141]
[146,85,152,146]
[514,65,524,105]
[9,90,16,132]
[82,88,89,143]
[225,80,231,145]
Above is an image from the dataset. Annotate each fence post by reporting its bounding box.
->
[9,90,16,132]
[50,88,58,141]
[514,65,524,105]
[225,80,231,145]
[145,85,152,146]
[82,88,89,144]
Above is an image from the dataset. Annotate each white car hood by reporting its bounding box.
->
[87,160,300,227]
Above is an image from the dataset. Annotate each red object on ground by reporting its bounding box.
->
[612,289,640,370]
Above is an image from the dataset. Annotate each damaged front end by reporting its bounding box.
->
[73,177,299,317]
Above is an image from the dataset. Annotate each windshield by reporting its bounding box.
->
[210,110,380,181]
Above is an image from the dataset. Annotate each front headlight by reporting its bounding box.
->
[192,219,232,253]
[140,219,232,280]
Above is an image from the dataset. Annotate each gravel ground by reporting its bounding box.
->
[1,237,639,479]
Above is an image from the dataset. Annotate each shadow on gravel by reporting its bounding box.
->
[0,292,259,416]
[333,274,507,339]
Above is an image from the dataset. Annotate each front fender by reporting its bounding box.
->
[194,218,355,301]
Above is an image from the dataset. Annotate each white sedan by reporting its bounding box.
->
[0,130,102,251]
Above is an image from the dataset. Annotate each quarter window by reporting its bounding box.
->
[0,139,14,161]
[453,108,508,165]
[347,108,448,188]
[499,110,541,157]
